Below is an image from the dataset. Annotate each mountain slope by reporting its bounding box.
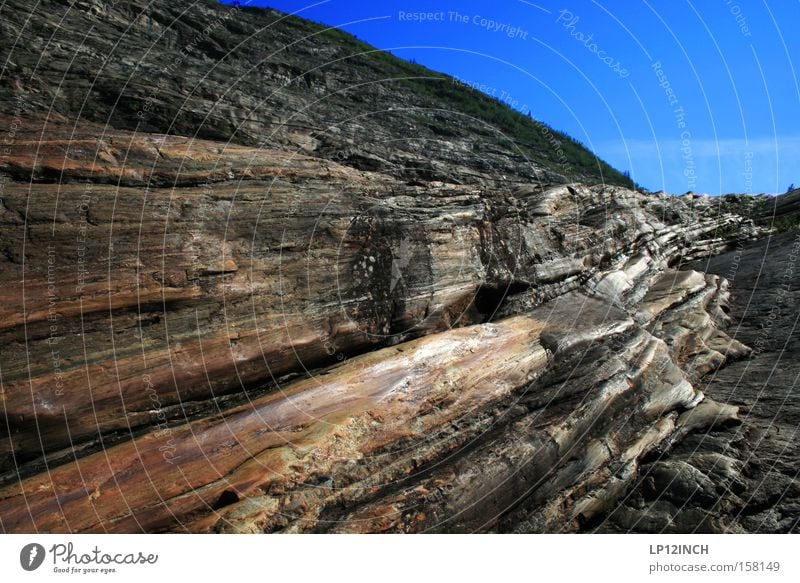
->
[1,0,797,534]
[0,0,633,188]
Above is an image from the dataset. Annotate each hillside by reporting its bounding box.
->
[0,0,797,534]
[0,0,633,188]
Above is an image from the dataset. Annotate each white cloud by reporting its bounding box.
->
[595,136,800,195]
[598,136,800,159]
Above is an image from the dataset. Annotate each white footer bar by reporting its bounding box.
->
[0,534,796,582]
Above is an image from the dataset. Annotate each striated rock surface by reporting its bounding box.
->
[0,0,633,188]
[0,0,796,533]
[0,118,769,532]
[595,231,800,533]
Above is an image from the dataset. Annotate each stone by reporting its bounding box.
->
[0,0,796,534]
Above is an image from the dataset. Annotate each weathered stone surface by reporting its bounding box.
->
[0,148,765,531]
[0,0,795,534]
[0,118,762,475]
[0,0,632,188]
[594,232,800,533]
[0,277,750,533]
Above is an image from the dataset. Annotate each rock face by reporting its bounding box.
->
[0,1,795,533]
[0,0,633,188]
[595,231,800,533]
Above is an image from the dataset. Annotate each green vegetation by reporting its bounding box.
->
[717,195,800,233]
[278,12,638,189]
[767,215,800,232]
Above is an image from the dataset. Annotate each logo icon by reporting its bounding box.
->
[20,543,46,571]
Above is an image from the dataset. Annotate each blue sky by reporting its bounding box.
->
[221,0,800,195]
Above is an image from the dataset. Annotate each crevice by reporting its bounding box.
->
[474,281,529,321]
[212,489,240,510]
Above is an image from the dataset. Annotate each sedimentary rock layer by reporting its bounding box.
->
[1,0,794,534]
[594,231,800,533]
[0,118,759,473]
[0,118,766,533]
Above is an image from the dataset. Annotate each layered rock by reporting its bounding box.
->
[0,112,770,532]
[595,231,800,533]
[0,0,632,187]
[0,115,760,470]
[0,262,755,533]
[0,0,795,534]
